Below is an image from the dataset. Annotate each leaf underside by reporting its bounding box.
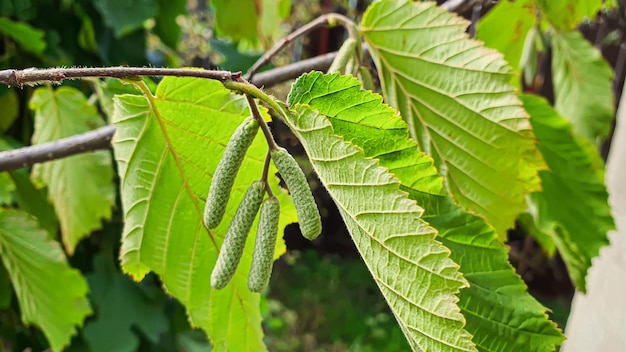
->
[283,99,474,352]
[361,0,545,237]
[112,77,297,351]
[288,72,564,352]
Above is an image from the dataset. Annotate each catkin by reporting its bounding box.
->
[211,180,265,290]
[248,197,280,292]
[271,147,322,240]
[204,117,259,229]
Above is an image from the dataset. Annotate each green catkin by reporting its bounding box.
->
[210,180,265,290]
[248,196,280,292]
[270,147,322,240]
[204,117,259,229]
[327,38,357,74]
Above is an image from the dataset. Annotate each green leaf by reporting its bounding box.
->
[518,212,556,257]
[0,90,19,132]
[210,0,259,44]
[522,94,614,292]
[551,30,614,142]
[259,0,291,44]
[153,0,186,49]
[288,72,564,352]
[361,0,545,237]
[537,0,602,29]
[0,17,46,54]
[283,101,474,351]
[0,209,92,352]
[111,77,297,351]
[29,86,115,254]
[93,0,158,37]
[0,264,10,309]
[0,172,14,205]
[476,0,535,73]
[84,255,168,352]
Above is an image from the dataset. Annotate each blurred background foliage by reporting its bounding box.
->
[0,0,623,350]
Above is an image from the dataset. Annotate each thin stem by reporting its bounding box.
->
[244,91,278,150]
[222,80,293,130]
[245,13,356,81]
[261,150,275,198]
[0,67,240,88]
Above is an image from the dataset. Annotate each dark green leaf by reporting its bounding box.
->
[522,94,614,292]
[84,255,168,352]
[92,0,158,38]
[0,17,46,54]
[153,0,186,49]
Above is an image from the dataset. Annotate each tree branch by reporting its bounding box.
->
[0,52,338,172]
[0,125,116,171]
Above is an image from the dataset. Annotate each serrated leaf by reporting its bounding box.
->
[0,209,92,351]
[111,76,297,351]
[361,0,545,237]
[537,0,602,29]
[84,255,168,352]
[551,30,614,142]
[284,102,474,352]
[29,86,115,254]
[476,0,535,87]
[522,94,614,292]
[288,72,564,352]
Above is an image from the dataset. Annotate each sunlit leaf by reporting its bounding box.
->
[476,0,535,87]
[210,0,259,44]
[111,77,297,351]
[0,209,92,352]
[29,87,115,254]
[288,72,564,352]
[522,94,614,292]
[280,99,474,350]
[551,30,614,142]
[361,0,545,237]
[537,0,602,29]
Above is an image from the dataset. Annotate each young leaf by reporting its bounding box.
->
[288,72,565,351]
[0,209,92,352]
[112,77,297,351]
[551,30,614,143]
[522,94,614,292]
[361,0,546,237]
[285,103,475,352]
[29,86,115,254]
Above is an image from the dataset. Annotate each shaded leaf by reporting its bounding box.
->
[0,90,19,132]
[29,87,115,254]
[84,255,168,352]
[537,0,602,29]
[0,17,45,54]
[0,209,92,351]
[288,72,564,352]
[153,0,186,49]
[522,94,614,292]
[93,0,158,38]
[112,77,297,351]
[551,30,614,142]
[284,101,474,351]
[361,0,545,237]
[518,212,556,257]
[0,173,14,206]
